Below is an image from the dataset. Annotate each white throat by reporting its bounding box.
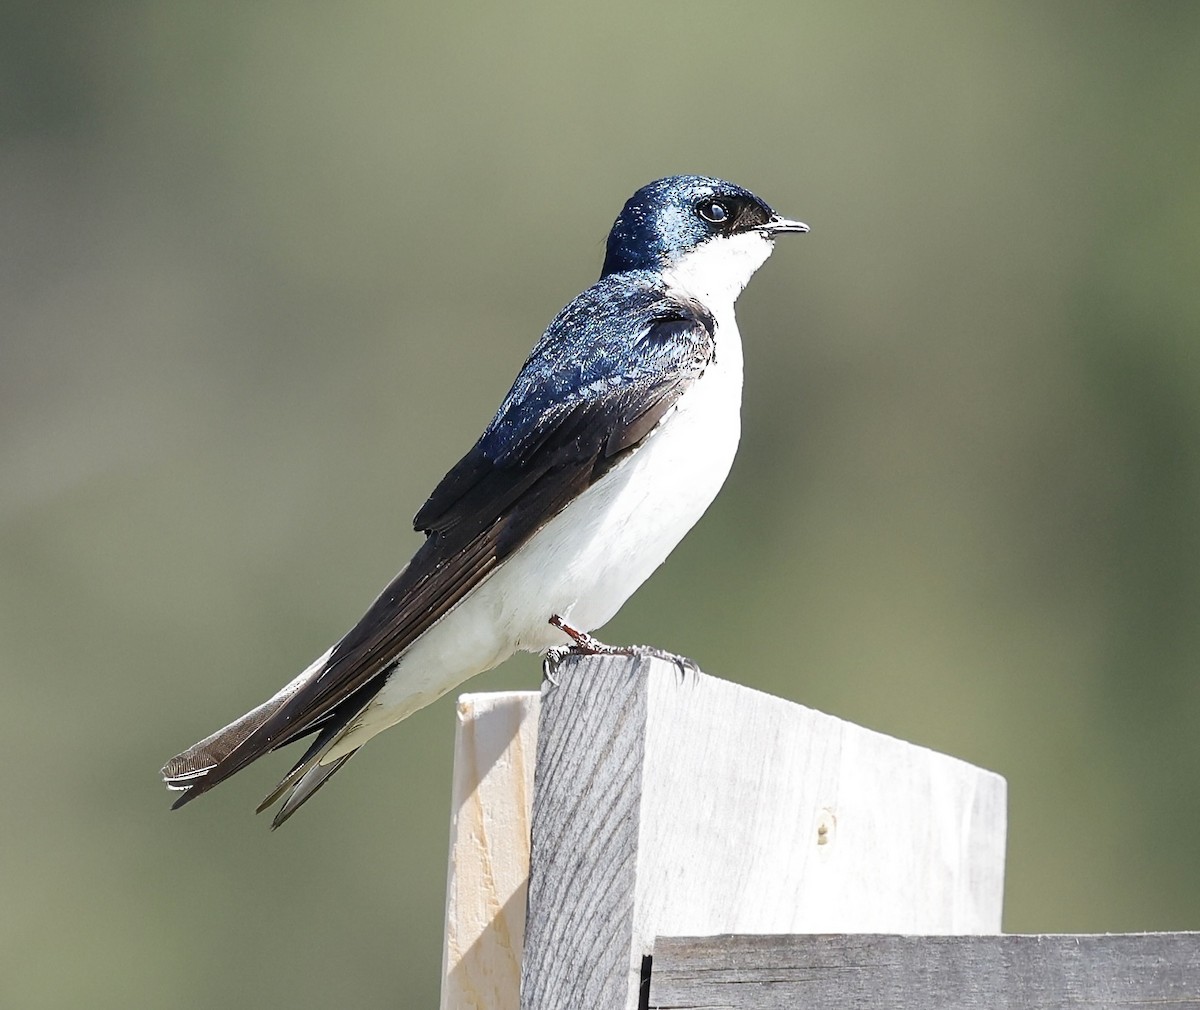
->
[661,230,776,310]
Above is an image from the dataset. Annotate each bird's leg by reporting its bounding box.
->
[548,614,623,655]
[546,614,700,682]
[543,616,607,684]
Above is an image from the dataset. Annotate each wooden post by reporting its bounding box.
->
[440,654,1008,1010]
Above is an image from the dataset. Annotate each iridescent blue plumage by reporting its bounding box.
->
[480,271,714,465]
[413,267,715,552]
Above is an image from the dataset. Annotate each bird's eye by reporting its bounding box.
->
[696,199,730,224]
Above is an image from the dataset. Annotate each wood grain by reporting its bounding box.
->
[650,932,1200,1009]
[519,654,652,1010]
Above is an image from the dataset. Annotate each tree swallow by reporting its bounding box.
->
[162,175,807,826]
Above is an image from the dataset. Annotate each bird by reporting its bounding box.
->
[162,174,808,827]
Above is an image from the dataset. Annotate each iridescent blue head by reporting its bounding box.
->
[601,174,808,279]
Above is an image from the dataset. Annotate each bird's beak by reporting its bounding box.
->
[759,214,810,235]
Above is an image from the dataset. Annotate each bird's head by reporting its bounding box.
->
[601,175,807,304]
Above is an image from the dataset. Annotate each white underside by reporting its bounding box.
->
[323,231,776,759]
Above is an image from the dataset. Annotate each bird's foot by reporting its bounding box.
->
[625,644,701,683]
[546,615,699,683]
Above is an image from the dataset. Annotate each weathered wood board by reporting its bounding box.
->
[649,932,1200,1009]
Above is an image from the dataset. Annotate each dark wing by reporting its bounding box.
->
[165,275,715,815]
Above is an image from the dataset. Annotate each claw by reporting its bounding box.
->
[628,645,700,683]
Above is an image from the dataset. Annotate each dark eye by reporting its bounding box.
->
[696,199,729,224]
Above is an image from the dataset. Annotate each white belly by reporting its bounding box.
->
[327,318,744,756]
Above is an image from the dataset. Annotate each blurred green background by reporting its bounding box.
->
[3,1,1198,1006]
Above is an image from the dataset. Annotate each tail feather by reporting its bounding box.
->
[269,752,358,829]
[256,677,387,823]
[255,713,357,814]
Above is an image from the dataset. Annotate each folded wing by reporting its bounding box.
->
[162,275,715,822]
